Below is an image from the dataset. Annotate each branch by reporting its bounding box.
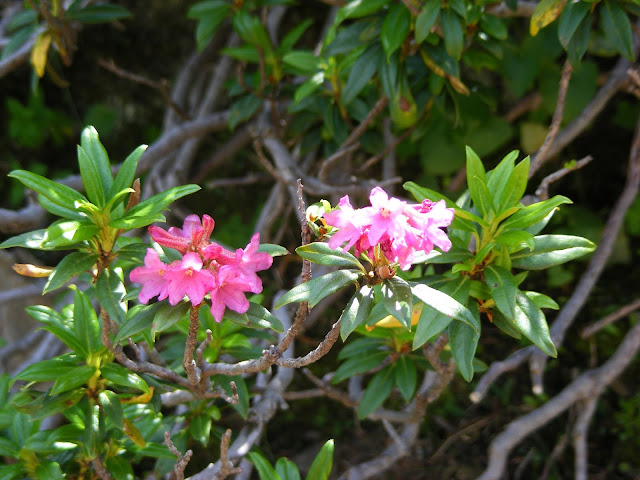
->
[534,155,593,201]
[529,60,574,177]
[165,431,193,480]
[580,297,640,338]
[475,320,640,480]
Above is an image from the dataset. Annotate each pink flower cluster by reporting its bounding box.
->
[129,215,273,322]
[324,187,455,270]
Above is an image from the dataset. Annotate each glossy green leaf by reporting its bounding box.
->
[492,311,522,339]
[486,151,518,197]
[232,10,272,53]
[51,365,96,395]
[150,303,190,338]
[558,0,590,48]
[64,4,131,23]
[24,390,84,421]
[111,144,147,199]
[494,229,535,250]
[340,285,375,340]
[283,50,321,74]
[296,242,364,270]
[341,44,380,105]
[26,305,88,356]
[279,19,314,52]
[274,269,361,309]
[305,439,334,480]
[276,458,301,480]
[497,156,530,211]
[294,71,325,103]
[105,457,134,480]
[109,184,201,229]
[394,356,417,401]
[189,413,212,446]
[77,146,106,207]
[43,251,99,293]
[99,390,124,430]
[13,357,77,383]
[188,1,230,51]
[413,276,470,349]
[338,337,386,360]
[229,94,263,130]
[412,282,478,332]
[480,15,507,40]
[35,461,63,480]
[500,195,572,229]
[38,194,87,221]
[0,229,51,250]
[0,437,19,457]
[0,464,25,480]
[41,220,98,249]
[415,0,440,44]
[382,277,413,330]
[524,291,560,310]
[514,291,557,356]
[566,14,590,64]
[449,306,480,381]
[114,303,162,342]
[97,268,127,326]
[248,452,282,480]
[245,302,284,332]
[484,265,517,319]
[101,363,150,393]
[72,287,101,354]
[441,9,464,60]
[257,243,289,257]
[465,146,492,217]
[381,3,410,59]
[357,366,394,418]
[511,234,595,270]
[601,0,634,60]
[333,351,388,383]
[9,170,87,208]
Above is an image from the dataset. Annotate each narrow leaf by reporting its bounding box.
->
[296,242,364,270]
[412,282,479,333]
[514,291,557,356]
[43,252,99,293]
[340,285,375,340]
[484,265,517,319]
[305,439,334,480]
[274,270,361,309]
[449,310,480,381]
[357,366,394,418]
[511,234,595,270]
[381,277,413,330]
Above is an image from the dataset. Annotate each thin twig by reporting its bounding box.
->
[529,60,574,177]
[165,431,193,480]
[580,297,640,338]
[535,155,593,201]
[91,456,112,480]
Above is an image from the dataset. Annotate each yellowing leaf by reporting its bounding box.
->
[368,302,424,330]
[12,263,54,278]
[123,418,146,447]
[530,0,567,36]
[121,387,154,404]
[31,32,52,78]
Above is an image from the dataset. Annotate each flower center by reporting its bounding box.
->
[380,207,391,218]
[185,268,193,276]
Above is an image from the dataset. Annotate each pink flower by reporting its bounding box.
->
[324,196,367,254]
[209,265,252,322]
[150,214,215,255]
[163,252,215,306]
[129,248,172,304]
[362,187,409,246]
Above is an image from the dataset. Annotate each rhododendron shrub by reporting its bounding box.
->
[0,128,595,478]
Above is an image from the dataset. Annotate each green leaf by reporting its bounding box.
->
[232,10,272,52]
[81,126,113,191]
[64,4,131,23]
[513,291,557,356]
[229,95,263,130]
[246,302,284,332]
[13,357,77,383]
[494,230,535,251]
[282,50,321,74]
[492,311,522,339]
[26,305,88,356]
[151,303,190,339]
[449,306,480,381]
[566,14,590,64]
[333,351,388,383]
[484,265,517,319]
[441,9,464,60]
[8,170,87,208]
[105,457,134,480]
[72,287,101,354]
[101,363,150,393]
[41,220,99,249]
[524,291,559,310]
[0,464,25,480]
[497,157,530,211]
[511,234,596,269]
[0,437,19,457]
[248,452,282,480]
[51,365,96,395]
[500,195,572,229]
[413,276,470,349]
[487,150,518,196]
[382,277,413,330]
[43,252,99,293]
[276,458,301,480]
[479,15,507,40]
[279,19,314,52]
[111,144,147,200]
[415,0,440,44]
[274,270,361,309]
[97,268,127,326]
[305,439,334,480]
[293,71,325,103]
[357,366,394,418]
[340,286,375,340]
[114,303,162,342]
[258,244,289,257]
[557,0,590,48]
[0,229,49,250]
[35,461,63,480]
[412,282,479,333]
[222,45,260,62]
[601,0,634,60]
[82,403,100,458]
[23,390,84,421]
[381,3,410,59]
[77,146,106,207]
[465,146,492,217]
[341,44,380,106]
[296,242,364,270]
[530,0,566,36]
[109,184,201,229]
[188,1,230,51]
[189,413,212,446]
[98,390,124,430]
[394,356,417,401]
[38,194,87,221]
[338,337,386,359]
